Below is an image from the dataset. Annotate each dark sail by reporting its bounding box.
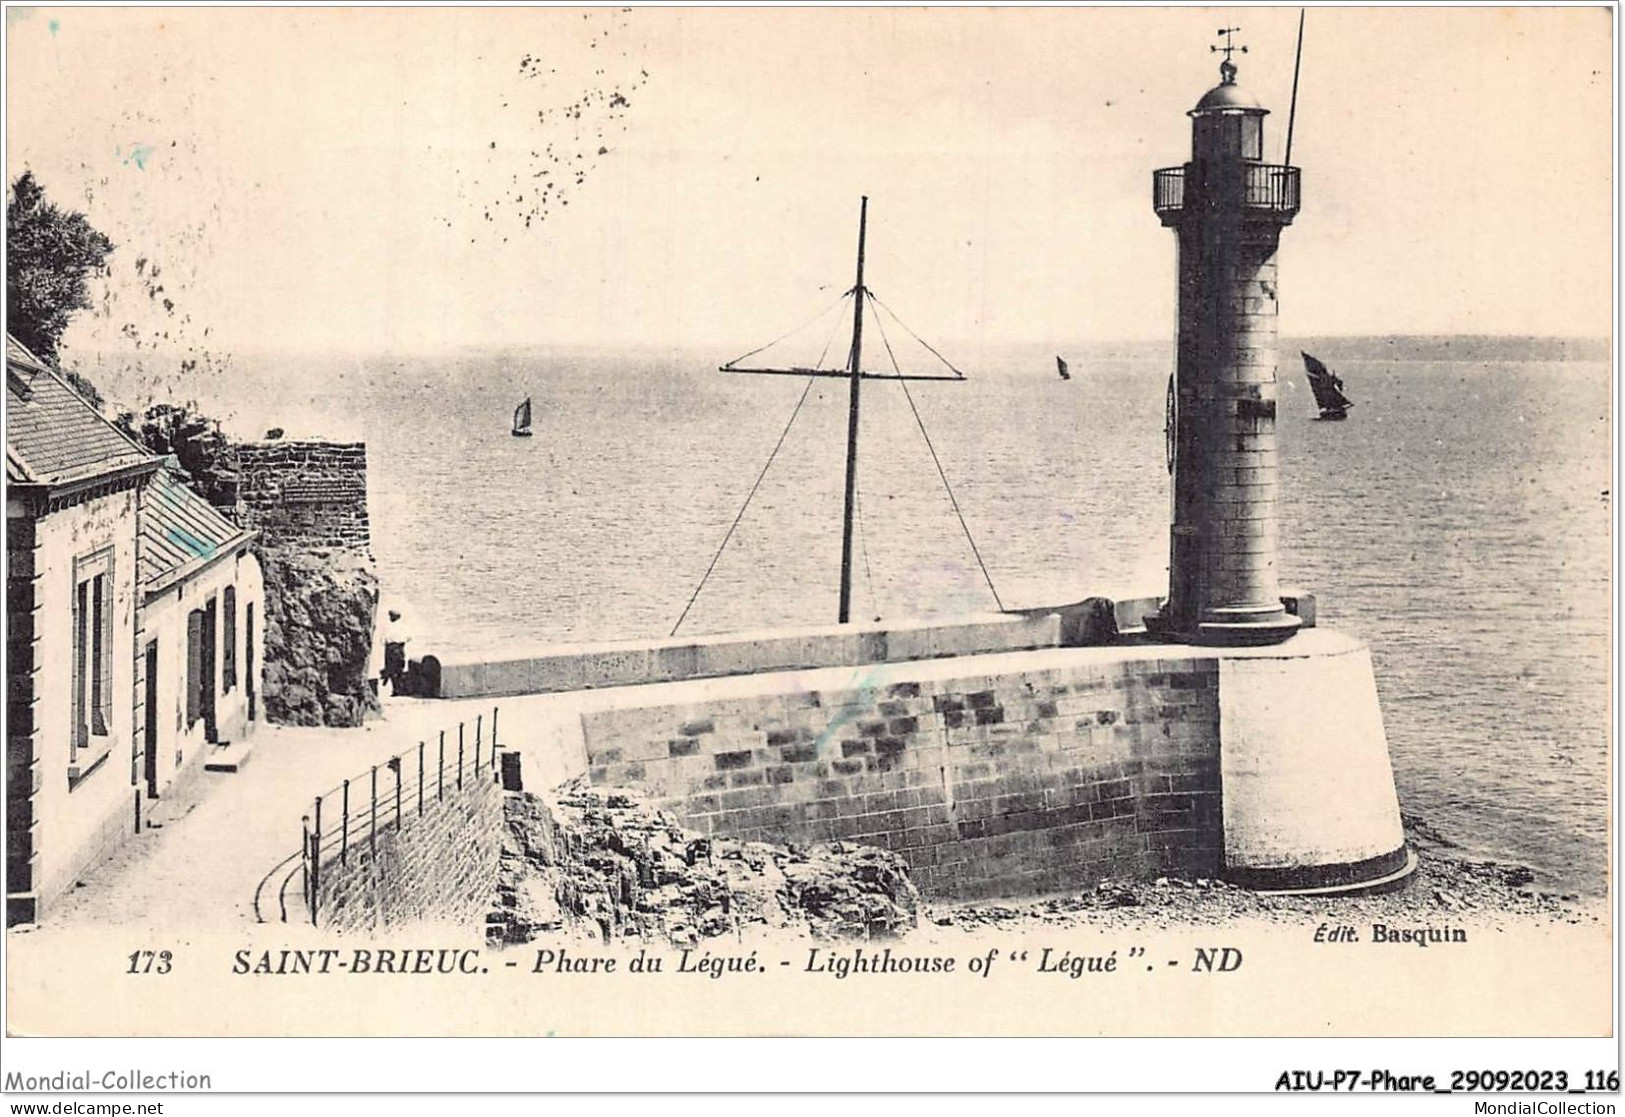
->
[1056,355,1070,380]
[512,396,533,436]
[1300,351,1352,417]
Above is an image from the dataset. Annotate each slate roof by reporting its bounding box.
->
[138,463,253,590]
[6,335,156,487]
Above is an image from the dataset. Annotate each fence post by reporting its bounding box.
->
[370,765,378,852]
[341,780,350,865]
[418,742,425,816]
[298,814,310,922]
[438,731,445,802]
[393,757,403,831]
[478,714,486,774]
[311,796,323,927]
[458,723,465,791]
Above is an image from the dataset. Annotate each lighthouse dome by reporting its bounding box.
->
[1188,62,1269,161]
[1192,80,1265,114]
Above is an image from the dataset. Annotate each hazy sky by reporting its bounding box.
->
[5,6,1613,372]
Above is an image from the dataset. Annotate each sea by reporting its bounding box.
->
[212,337,1613,897]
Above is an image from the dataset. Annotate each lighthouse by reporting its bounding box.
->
[1150,34,1301,645]
[1138,33,1414,893]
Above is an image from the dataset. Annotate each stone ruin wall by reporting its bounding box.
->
[232,440,379,727]
[233,441,371,554]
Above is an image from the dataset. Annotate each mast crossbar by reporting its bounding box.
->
[711,196,969,627]
[721,366,963,381]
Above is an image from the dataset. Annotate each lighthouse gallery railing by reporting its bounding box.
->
[1152,164,1300,218]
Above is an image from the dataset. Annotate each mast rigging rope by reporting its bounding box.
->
[669,373,819,636]
[721,291,851,370]
[865,289,966,379]
[855,485,880,620]
[865,291,1004,612]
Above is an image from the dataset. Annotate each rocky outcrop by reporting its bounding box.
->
[233,439,378,728]
[489,781,920,946]
[258,546,379,727]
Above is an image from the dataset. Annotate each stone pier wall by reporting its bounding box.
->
[313,769,505,932]
[578,651,1224,900]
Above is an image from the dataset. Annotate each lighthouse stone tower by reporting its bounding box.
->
[1138,43,1414,892]
[1151,50,1301,645]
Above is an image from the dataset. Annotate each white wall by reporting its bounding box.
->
[137,548,265,798]
[29,488,141,908]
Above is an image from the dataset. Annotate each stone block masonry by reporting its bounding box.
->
[580,649,1227,901]
[313,767,504,932]
[234,441,371,554]
[6,514,41,925]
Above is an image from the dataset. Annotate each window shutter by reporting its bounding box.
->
[72,579,87,755]
[187,610,202,727]
[92,573,109,736]
[223,586,237,692]
[101,572,114,734]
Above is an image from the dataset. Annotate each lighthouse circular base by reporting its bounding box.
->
[1216,629,1411,894]
[1226,846,1417,895]
[1194,612,1303,647]
[1145,608,1303,647]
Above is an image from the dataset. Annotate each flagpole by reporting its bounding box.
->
[1284,8,1305,166]
[837,196,868,624]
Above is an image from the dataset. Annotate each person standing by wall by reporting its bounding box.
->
[381,608,412,697]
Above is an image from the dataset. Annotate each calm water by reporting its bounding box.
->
[236,344,1613,895]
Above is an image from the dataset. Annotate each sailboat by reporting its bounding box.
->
[1300,351,1352,421]
[1056,355,1071,381]
[512,396,533,437]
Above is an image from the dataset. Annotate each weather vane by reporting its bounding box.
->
[1211,26,1247,83]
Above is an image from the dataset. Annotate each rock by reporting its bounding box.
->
[257,546,380,727]
[488,780,920,947]
[1498,865,1536,888]
[1098,886,1140,909]
[1433,888,1464,911]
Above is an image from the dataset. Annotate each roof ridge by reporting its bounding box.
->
[5,334,50,371]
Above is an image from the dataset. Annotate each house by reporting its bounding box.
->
[136,462,263,799]
[7,336,158,925]
[5,335,262,927]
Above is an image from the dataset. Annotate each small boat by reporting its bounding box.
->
[1301,351,1352,421]
[1056,355,1071,381]
[512,396,533,437]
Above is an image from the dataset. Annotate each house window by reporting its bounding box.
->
[70,548,115,774]
[222,585,237,693]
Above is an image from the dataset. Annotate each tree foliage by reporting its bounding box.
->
[7,170,114,368]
